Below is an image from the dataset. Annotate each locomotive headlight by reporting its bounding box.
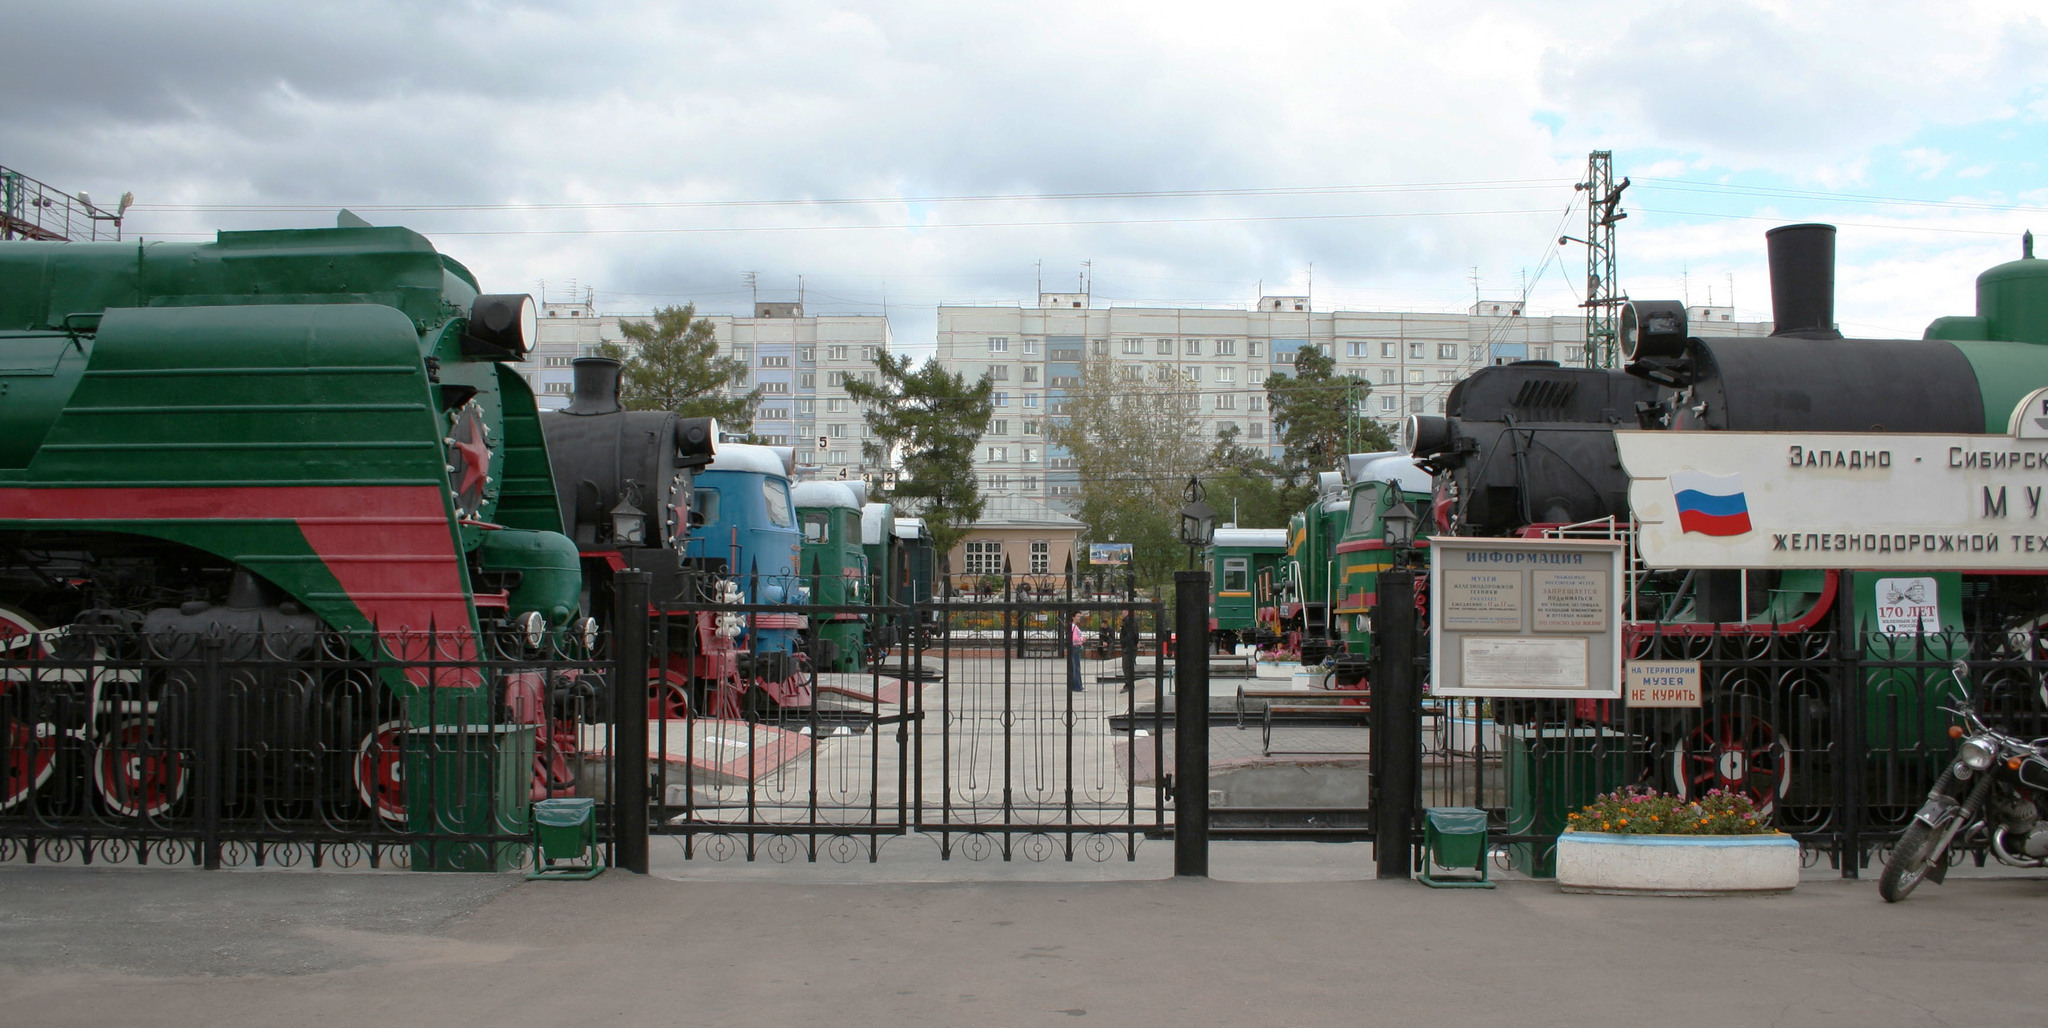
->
[1620,300,1689,362]
[1959,735,1999,771]
[575,617,601,651]
[517,610,548,650]
[466,294,538,359]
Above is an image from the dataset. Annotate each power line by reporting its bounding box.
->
[132,177,1575,214]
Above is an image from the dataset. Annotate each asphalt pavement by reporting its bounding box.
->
[3,856,2044,1027]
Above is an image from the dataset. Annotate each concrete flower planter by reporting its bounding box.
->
[1556,832,1800,895]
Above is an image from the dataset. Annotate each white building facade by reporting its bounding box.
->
[935,295,1767,512]
[515,299,892,480]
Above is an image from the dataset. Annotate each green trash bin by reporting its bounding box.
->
[528,797,603,880]
[1419,806,1493,888]
[404,723,535,873]
[1503,725,1625,879]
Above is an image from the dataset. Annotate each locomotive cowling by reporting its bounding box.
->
[0,221,588,821]
[685,442,812,712]
[793,480,869,672]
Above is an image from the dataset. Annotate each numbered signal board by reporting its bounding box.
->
[1429,537,1623,699]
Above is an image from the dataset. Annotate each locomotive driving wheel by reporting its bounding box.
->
[1669,710,1792,817]
[354,720,408,824]
[0,606,59,811]
[93,717,188,819]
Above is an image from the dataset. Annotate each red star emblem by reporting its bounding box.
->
[447,407,490,510]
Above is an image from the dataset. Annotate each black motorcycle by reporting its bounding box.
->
[1879,660,2048,902]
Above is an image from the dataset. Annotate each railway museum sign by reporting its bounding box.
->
[1429,537,1624,699]
[1617,386,2048,572]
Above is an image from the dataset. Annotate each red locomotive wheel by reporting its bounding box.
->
[649,667,691,721]
[354,720,408,823]
[1,717,56,812]
[93,718,188,819]
[1669,711,1792,817]
[0,607,58,810]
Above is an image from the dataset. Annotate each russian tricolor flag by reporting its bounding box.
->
[1670,470,1752,536]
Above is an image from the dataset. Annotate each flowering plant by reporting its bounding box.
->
[1566,785,1773,836]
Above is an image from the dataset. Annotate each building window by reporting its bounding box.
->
[1215,393,1236,410]
[762,381,789,394]
[1408,369,1424,384]
[732,346,750,362]
[1381,341,1397,358]
[1184,338,1202,356]
[989,364,1010,381]
[799,372,816,389]
[1023,337,1039,355]
[1023,394,1038,408]
[1188,367,1202,382]
[799,347,815,362]
[1091,339,1107,356]
[826,371,846,386]
[1217,367,1234,383]
[828,345,848,360]
[1249,395,1264,412]
[760,407,790,420]
[1248,341,1264,358]
[1439,370,1456,382]
[989,419,1008,435]
[1049,457,1076,470]
[1021,476,1038,490]
[828,423,847,438]
[988,337,1009,353]
[827,398,848,413]
[761,355,790,368]
[1409,341,1425,360]
[861,345,880,361]
[965,540,1001,576]
[829,449,847,464]
[1030,541,1049,574]
[994,392,1009,407]
[1565,345,1584,362]
[545,382,570,394]
[987,446,1007,461]
[1379,370,1396,385]
[1438,344,1458,360]
[1249,423,1265,439]
[1274,350,1297,365]
[797,399,815,415]
[1409,396,1424,413]
[1023,366,1039,383]
[986,474,1009,490]
[545,356,574,368]
[1157,339,1173,355]
[1122,337,1144,354]
[1532,346,1551,361]
[1381,395,1397,412]
[1022,447,1039,462]
[857,371,876,384]
[1215,338,1236,355]
[1470,345,1484,361]
[1023,420,1038,434]
[1346,342,1368,358]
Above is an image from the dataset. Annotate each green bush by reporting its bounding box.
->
[1566,785,1773,836]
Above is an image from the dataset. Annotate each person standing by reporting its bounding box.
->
[1068,614,1085,693]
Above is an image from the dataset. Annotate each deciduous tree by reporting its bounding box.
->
[1048,363,1209,589]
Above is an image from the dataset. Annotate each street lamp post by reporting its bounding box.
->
[1374,491,1421,880]
[1177,476,1216,571]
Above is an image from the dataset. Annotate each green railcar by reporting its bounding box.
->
[794,481,867,671]
[1205,528,1288,651]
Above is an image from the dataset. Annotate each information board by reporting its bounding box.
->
[1429,537,1623,699]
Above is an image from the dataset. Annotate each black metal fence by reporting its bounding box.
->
[636,589,1169,863]
[1415,624,2048,877]
[0,623,612,870]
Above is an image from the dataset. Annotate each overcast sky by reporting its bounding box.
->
[7,0,2045,349]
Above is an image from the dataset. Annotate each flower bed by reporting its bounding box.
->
[1556,787,1798,895]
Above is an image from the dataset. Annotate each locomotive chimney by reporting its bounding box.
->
[1766,223,1841,339]
[564,357,623,416]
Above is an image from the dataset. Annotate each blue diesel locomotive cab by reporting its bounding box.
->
[684,442,808,679]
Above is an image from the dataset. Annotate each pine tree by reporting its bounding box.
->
[843,352,995,558]
[1264,345,1390,492]
[601,304,761,429]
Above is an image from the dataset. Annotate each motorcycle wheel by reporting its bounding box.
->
[1879,820,1941,903]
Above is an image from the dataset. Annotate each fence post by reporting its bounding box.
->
[1835,570,1862,878]
[613,571,652,874]
[200,635,225,871]
[1173,570,1209,877]
[1374,567,1420,881]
